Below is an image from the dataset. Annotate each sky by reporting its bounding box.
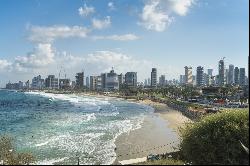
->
[0,0,249,87]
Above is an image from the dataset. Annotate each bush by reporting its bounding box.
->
[179,109,249,165]
[0,135,35,165]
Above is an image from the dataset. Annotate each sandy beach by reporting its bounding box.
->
[113,99,192,165]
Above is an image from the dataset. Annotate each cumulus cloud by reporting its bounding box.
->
[108,2,116,11]
[139,0,195,32]
[28,25,90,43]
[0,59,11,70]
[170,0,196,16]
[92,16,111,29]
[14,43,55,70]
[78,3,95,17]
[139,1,174,32]
[92,34,139,41]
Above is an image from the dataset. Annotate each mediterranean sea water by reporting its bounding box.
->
[0,89,153,165]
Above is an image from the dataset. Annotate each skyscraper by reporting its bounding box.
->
[218,59,225,86]
[86,76,90,88]
[179,75,186,85]
[45,75,58,89]
[75,72,84,89]
[207,69,213,76]
[90,76,97,91]
[184,66,193,84]
[32,75,44,89]
[151,68,157,88]
[159,75,166,87]
[234,67,239,85]
[196,66,204,86]
[228,64,234,85]
[103,68,119,91]
[118,73,125,88]
[239,68,245,86]
[203,73,209,86]
[125,72,137,88]
[225,69,229,84]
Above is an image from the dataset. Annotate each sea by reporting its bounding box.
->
[0,89,154,165]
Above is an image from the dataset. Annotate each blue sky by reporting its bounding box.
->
[0,0,249,87]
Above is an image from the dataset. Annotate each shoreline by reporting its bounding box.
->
[24,90,192,164]
[112,99,192,165]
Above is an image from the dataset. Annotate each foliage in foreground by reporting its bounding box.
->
[136,159,184,165]
[0,136,35,165]
[179,109,249,165]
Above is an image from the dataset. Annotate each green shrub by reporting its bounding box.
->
[179,109,249,165]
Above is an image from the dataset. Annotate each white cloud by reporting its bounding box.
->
[108,2,116,11]
[139,1,174,32]
[78,3,95,17]
[139,0,195,32]
[0,43,55,77]
[0,59,11,70]
[14,43,55,70]
[92,34,139,41]
[92,16,111,29]
[168,0,195,16]
[28,25,90,43]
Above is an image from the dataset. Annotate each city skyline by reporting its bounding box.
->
[0,0,249,88]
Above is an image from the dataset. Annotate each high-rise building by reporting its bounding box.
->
[184,66,193,84]
[239,68,246,86]
[203,73,209,86]
[59,79,70,89]
[125,72,137,88]
[218,59,225,86]
[96,76,102,90]
[245,76,249,85]
[148,78,151,86]
[151,68,157,88]
[25,80,30,89]
[45,75,58,89]
[75,72,84,89]
[228,64,234,85]
[192,75,196,86]
[196,66,204,87]
[234,67,239,85]
[86,76,89,88]
[101,68,119,91]
[225,69,229,85]
[118,73,125,88]
[207,69,213,76]
[90,76,97,91]
[71,81,76,88]
[179,75,186,85]
[159,75,166,87]
[144,79,147,86]
[101,73,106,90]
[32,75,44,89]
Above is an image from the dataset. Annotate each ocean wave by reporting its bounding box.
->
[34,140,50,147]
[25,91,110,106]
[52,113,97,127]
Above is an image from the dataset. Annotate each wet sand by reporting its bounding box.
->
[113,100,192,165]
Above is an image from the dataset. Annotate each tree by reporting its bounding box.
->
[0,136,35,165]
